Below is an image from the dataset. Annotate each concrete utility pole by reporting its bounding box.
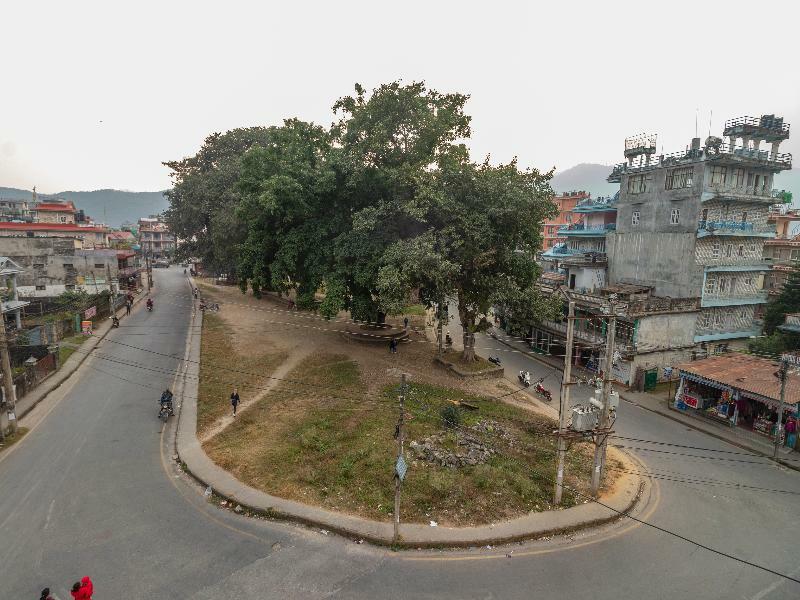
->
[773,358,789,459]
[0,319,17,435]
[393,373,407,542]
[554,300,576,505]
[591,298,618,496]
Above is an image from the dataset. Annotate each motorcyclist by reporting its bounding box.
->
[519,370,531,385]
[146,297,153,310]
[111,314,120,327]
[160,388,174,415]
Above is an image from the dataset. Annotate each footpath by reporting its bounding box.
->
[489,328,799,468]
[15,289,148,424]
[175,281,647,548]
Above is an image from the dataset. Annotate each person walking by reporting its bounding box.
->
[403,317,409,329]
[40,588,55,600]
[125,299,132,316]
[230,388,240,416]
[71,576,93,599]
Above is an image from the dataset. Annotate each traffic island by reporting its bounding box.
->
[176,296,646,547]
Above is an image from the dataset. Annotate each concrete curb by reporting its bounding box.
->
[16,289,148,422]
[174,283,647,548]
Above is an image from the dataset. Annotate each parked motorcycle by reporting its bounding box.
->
[534,381,552,402]
[488,356,502,365]
[518,370,531,387]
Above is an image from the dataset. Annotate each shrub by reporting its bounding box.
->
[440,404,461,429]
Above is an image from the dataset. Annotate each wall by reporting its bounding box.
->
[635,312,698,351]
[567,266,605,292]
[607,231,703,297]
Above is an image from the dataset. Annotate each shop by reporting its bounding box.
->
[673,354,799,449]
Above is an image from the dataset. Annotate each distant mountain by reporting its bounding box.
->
[550,163,618,199]
[0,187,169,227]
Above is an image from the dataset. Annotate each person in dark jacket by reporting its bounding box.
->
[231,388,240,416]
[40,588,54,600]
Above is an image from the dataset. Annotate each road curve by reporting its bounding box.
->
[1,268,799,599]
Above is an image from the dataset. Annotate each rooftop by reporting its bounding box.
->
[36,201,76,212]
[676,354,799,406]
[0,222,108,233]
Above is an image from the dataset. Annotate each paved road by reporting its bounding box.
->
[1,270,799,599]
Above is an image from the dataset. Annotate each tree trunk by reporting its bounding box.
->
[462,326,476,362]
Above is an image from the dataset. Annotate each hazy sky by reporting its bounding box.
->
[2,0,798,192]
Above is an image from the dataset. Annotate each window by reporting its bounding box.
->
[698,312,710,328]
[744,277,753,287]
[704,278,716,294]
[63,263,74,269]
[94,263,104,269]
[60,216,67,223]
[741,211,747,223]
[35,284,46,291]
[725,244,732,258]
[701,208,709,223]
[670,208,680,225]
[631,211,640,226]
[665,167,693,190]
[33,263,44,269]
[714,311,726,328]
[733,168,746,188]
[710,166,728,185]
[627,175,646,194]
[791,249,800,260]
[714,343,729,355]
[753,174,761,190]
[712,240,720,258]
[565,214,572,223]
[749,243,757,253]
[65,284,76,290]
[737,244,744,257]
[718,277,729,293]
[762,176,770,192]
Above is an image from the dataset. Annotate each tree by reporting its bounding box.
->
[163,128,275,276]
[763,261,800,334]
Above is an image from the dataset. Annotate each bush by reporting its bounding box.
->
[440,404,461,429]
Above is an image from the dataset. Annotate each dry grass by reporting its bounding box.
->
[204,351,605,527]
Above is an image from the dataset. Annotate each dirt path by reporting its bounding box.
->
[198,345,313,444]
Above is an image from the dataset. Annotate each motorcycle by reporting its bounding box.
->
[488,356,502,365]
[146,300,153,312]
[517,370,531,387]
[111,316,120,328]
[158,402,171,422]
[534,381,552,402]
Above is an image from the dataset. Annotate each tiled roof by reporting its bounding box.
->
[36,202,76,212]
[676,354,799,405]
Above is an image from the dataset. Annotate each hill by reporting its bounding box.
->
[0,187,169,227]
[550,163,618,198]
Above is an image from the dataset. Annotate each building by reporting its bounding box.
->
[0,222,109,249]
[674,354,798,450]
[108,230,136,249]
[138,217,175,260]
[0,198,33,222]
[0,236,121,297]
[0,257,30,329]
[763,209,800,294]
[34,200,76,224]
[778,313,800,336]
[540,194,617,292]
[541,191,589,250]
[606,115,791,354]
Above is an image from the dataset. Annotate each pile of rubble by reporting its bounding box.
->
[409,420,514,468]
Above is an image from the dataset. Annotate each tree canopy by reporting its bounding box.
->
[165,81,559,360]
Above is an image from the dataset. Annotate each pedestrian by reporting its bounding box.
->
[71,576,93,599]
[40,588,54,600]
[403,317,409,329]
[389,338,398,354]
[193,288,198,299]
[230,387,240,416]
[125,299,132,316]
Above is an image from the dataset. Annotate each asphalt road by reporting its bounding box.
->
[1,270,799,599]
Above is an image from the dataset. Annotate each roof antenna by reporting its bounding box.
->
[708,109,713,138]
[695,108,698,138]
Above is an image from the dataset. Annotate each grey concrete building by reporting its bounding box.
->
[0,236,122,298]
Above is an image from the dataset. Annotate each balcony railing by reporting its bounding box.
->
[697,221,775,236]
[558,223,616,233]
[724,115,790,136]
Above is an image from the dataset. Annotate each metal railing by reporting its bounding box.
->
[558,223,616,233]
[724,116,790,135]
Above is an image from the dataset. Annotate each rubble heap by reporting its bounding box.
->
[409,420,515,468]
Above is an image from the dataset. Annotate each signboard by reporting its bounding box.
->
[84,306,97,319]
[81,320,93,336]
[395,455,408,481]
[682,393,700,409]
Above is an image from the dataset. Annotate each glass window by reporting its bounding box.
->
[627,175,646,194]
[94,263,104,269]
[737,244,744,257]
[665,167,693,190]
[704,278,716,294]
[710,166,728,185]
[725,244,732,258]
[712,241,720,258]
[631,211,640,226]
[733,168,746,187]
[750,243,757,253]
[63,263,73,268]
[35,284,46,291]
[670,208,680,225]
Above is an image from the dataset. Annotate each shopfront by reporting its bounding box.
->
[673,354,799,449]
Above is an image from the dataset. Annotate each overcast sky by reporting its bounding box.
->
[2,0,798,192]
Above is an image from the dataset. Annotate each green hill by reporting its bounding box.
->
[0,187,169,227]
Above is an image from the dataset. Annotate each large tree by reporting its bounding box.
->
[163,127,274,275]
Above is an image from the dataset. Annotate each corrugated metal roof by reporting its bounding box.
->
[676,354,799,405]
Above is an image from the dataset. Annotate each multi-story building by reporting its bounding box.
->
[541,191,588,250]
[0,198,33,222]
[528,114,792,387]
[763,208,800,294]
[138,217,175,260]
[0,236,122,297]
[0,222,109,249]
[607,115,791,354]
[34,200,76,224]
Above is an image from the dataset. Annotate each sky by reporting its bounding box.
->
[2,0,799,193]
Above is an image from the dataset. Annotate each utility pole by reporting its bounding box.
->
[773,358,789,459]
[591,297,618,496]
[554,300,576,505]
[106,264,115,318]
[0,319,17,435]
[393,373,407,543]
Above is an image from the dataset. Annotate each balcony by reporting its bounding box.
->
[700,291,769,308]
[696,221,776,238]
[694,328,762,343]
[723,115,790,141]
[558,223,616,236]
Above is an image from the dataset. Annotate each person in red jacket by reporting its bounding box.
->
[71,576,94,599]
